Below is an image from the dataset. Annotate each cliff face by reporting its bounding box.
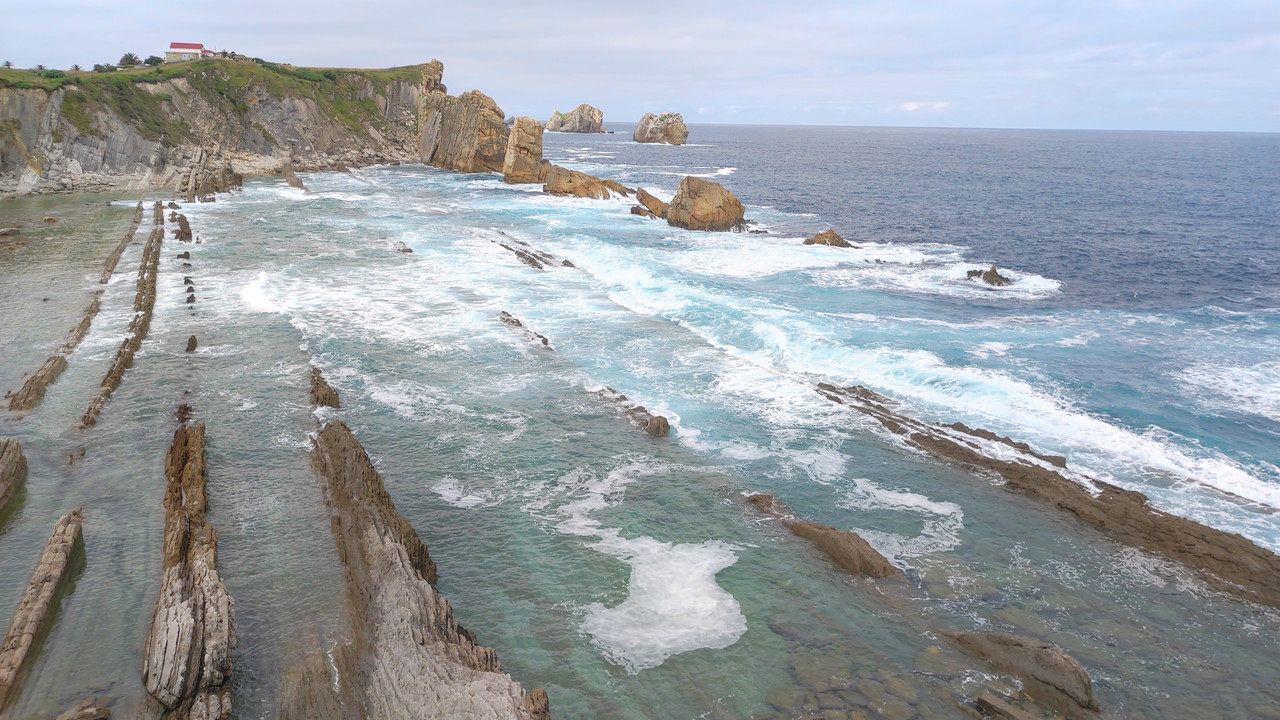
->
[419,89,510,174]
[0,59,444,195]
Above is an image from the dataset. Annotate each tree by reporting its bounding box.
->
[145,55,163,66]
[2,61,11,69]
[70,64,82,72]
[119,52,140,66]
[93,63,116,73]
[34,64,45,71]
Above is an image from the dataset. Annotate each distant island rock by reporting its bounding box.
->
[634,112,689,145]
[546,104,605,133]
[667,176,745,231]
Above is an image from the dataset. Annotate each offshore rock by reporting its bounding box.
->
[667,176,746,232]
[546,104,605,133]
[309,367,340,409]
[100,201,145,283]
[174,214,192,242]
[0,438,27,517]
[503,117,549,184]
[186,335,198,353]
[8,355,67,412]
[167,202,180,210]
[630,205,656,218]
[592,386,672,437]
[816,382,1280,610]
[633,112,689,145]
[185,157,243,203]
[944,632,1098,718]
[746,493,898,578]
[282,421,549,719]
[967,264,1012,286]
[497,311,552,349]
[280,155,305,190]
[973,694,1041,720]
[543,165,617,200]
[636,188,669,219]
[143,419,235,720]
[420,90,510,174]
[804,229,852,248]
[0,510,84,712]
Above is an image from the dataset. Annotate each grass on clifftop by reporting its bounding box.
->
[2,59,432,147]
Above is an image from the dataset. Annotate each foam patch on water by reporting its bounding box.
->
[433,476,499,508]
[240,272,283,314]
[1180,360,1280,423]
[809,261,1062,300]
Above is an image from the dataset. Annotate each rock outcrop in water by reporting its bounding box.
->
[184,154,243,203]
[804,229,852,248]
[57,698,113,720]
[0,439,26,517]
[967,264,1012,287]
[543,165,632,200]
[174,214,192,242]
[100,201,146,283]
[816,382,1280,610]
[592,386,671,437]
[503,117,550,184]
[943,631,1098,718]
[0,509,84,712]
[280,154,305,190]
[633,112,689,145]
[546,104,604,134]
[143,415,235,720]
[309,367,340,409]
[282,421,550,720]
[498,311,552,349]
[420,90,510,174]
[635,188,669,219]
[746,493,898,578]
[667,176,746,232]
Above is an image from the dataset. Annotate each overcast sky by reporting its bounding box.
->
[4,0,1278,131]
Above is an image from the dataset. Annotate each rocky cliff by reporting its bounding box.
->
[1,59,443,195]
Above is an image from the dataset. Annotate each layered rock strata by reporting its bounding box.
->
[184,155,243,203]
[420,90,510,173]
[944,631,1098,719]
[56,698,113,720]
[816,382,1280,609]
[100,201,146,283]
[142,416,235,720]
[503,118,550,184]
[633,112,689,145]
[804,229,852,248]
[81,213,164,428]
[667,176,746,231]
[0,439,26,517]
[0,509,84,712]
[280,155,305,190]
[174,214,192,242]
[309,367,340,409]
[635,188,669,219]
[283,421,550,719]
[545,104,604,134]
[9,279,107,412]
[746,493,898,578]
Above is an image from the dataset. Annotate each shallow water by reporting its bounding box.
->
[1,126,1278,719]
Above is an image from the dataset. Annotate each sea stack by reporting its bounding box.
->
[503,117,550,184]
[666,176,746,231]
[634,112,689,145]
[546,104,605,133]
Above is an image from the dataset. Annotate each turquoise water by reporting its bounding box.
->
[1,126,1279,719]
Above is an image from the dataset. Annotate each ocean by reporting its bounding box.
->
[0,124,1277,719]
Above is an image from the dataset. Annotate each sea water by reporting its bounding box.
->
[0,125,1277,719]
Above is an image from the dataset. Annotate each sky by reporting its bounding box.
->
[3,0,1278,132]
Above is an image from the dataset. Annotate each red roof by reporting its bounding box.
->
[170,42,204,50]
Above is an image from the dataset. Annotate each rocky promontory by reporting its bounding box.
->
[546,104,604,133]
[633,112,689,145]
[667,176,746,231]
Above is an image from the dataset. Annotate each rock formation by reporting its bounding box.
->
[184,155,243,203]
[56,698,113,720]
[0,438,27,518]
[420,90,510,174]
[280,155,305,190]
[309,367,340,409]
[944,632,1098,718]
[0,510,84,712]
[804,229,852,248]
[633,112,689,145]
[667,176,746,232]
[592,386,671,437]
[143,416,235,720]
[503,117,550,184]
[546,104,604,134]
[281,421,550,719]
[635,189,669,219]
[9,284,105,412]
[746,493,898,578]
[186,336,198,353]
[100,201,145,283]
[174,214,192,242]
[967,264,1012,287]
[498,311,552,349]
[543,165,624,200]
[816,382,1280,610]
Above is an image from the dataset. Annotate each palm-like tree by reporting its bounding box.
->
[2,61,12,69]
[34,64,46,71]
[70,64,82,72]
[119,52,141,66]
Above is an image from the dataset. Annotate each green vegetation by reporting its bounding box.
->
[93,64,116,73]
[145,56,163,67]
[119,53,141,67]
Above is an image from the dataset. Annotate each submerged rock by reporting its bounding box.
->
[100,201,145,284]
[804,229,852,248]
[967,264,1012,286]
[667,176,746,232]
[780,524,898,580]
[0,438,27,517]
[634,112,689,145]
[944,631,1098,717]
[546,104,605,133]
[503,117,549,184]
[56,698,113,720]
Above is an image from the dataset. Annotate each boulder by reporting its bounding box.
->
[280,155,305,190]
[667,176,746,231]
[174,214,192,242]
[630,205,656,218]
[804,229,852,248]
[420,90,511,174]
[782,520,898,578]
[943,632,1098,717]
[636,188,669,218]
[502,117,549,184]
[634,112,689,145]
[968,264,1012,286]
[546,104,605,133]
[167,202,181,210]
[543,165,616,200]
[186,335,198,353]
[310,367,340,409]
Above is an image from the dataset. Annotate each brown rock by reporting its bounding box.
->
[546,104,605,133]
[973,694,1042,720]
[944,632,1097,717]
[280,155,305,190]
[503,117,547,184]
[782,520,898,578]
[0,228,19,237]
[174,214,192,242]
[310,367,340,409]
[0,510,84,712]
[56,698,113,720]
[667,176,747,232]
[420,90,510,174]
[7,355,67,412]
[101,201,145,284]
[177,251,190,259]
[0,439,27,518]
[634,112,690,145]
[601,178,633,197]
[43,216,58,223]
[186,336,198,353]
[143,419,235,719]
[186,158,243,203]
[167,202,181,210]
[636,188,670,218]
[804,229,852,248]
[973,264,1012,287]
[543,165,616,200]
[630,205,655,218]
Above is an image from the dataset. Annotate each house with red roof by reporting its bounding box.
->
[164,42,215,63]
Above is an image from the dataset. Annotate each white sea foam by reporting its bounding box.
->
[1180,360,1280,423]
[240,272,283,314]
[433,476,499,509]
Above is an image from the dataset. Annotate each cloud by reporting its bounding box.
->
[899,102,952,113]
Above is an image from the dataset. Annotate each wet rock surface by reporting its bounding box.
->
[309,367,340,409]
[816,382,1280,609]
[592,386,671,437]
[633,112,689,145]
[636,188,669,219]
[546,104,605,133]
[56,698,114,720]
[0,510,84,712]
[280,155,305,190]
[0,438,26,517]
[943,632,1098,718]
[143,417,235,720]
[185,155,243,203]
[804,229,853,247]
[746,493,899,578]
[543,165,627,200]
[967,264,1012,287]
[667,176,747,232]
[173,214,192,242]
[282,421,549,719]
[99,201,145,283]
[497,311,552,349]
